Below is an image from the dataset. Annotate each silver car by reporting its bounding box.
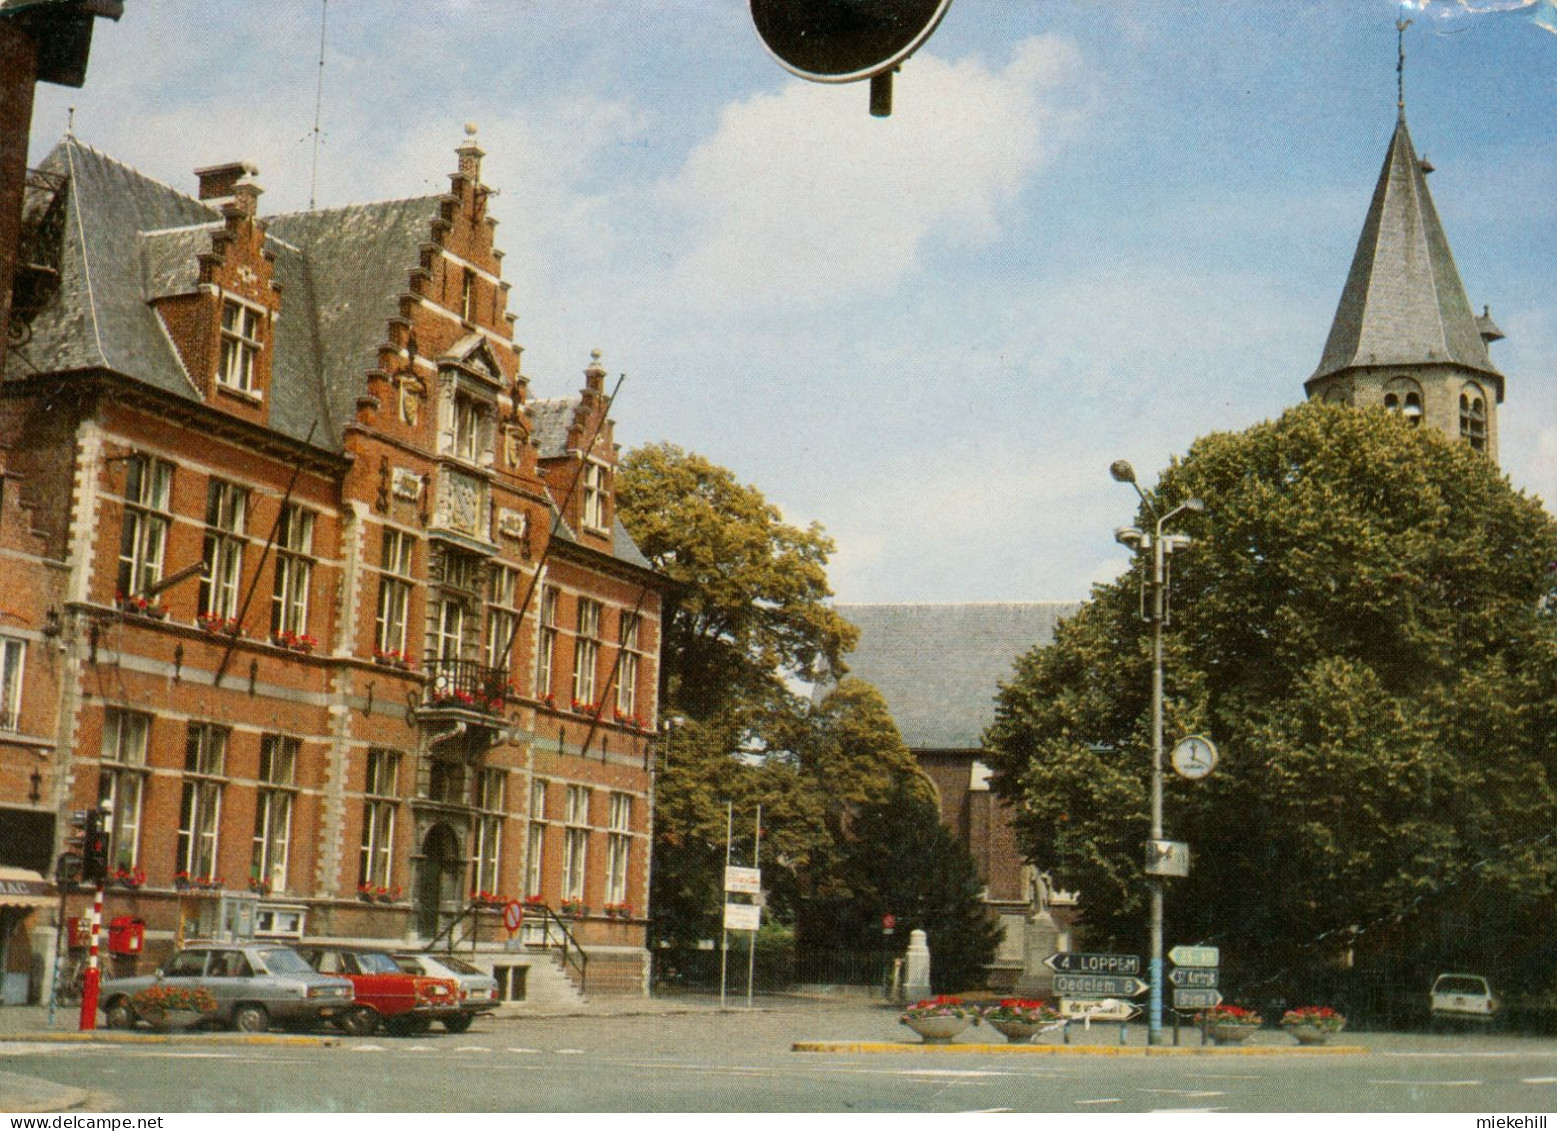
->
[391,951,499,1032]
[100,941,355,1032]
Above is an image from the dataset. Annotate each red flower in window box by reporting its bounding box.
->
[523,893,544,907]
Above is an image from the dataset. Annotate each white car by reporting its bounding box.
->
[391,952,499,1032]
[1430,973,1500,1024]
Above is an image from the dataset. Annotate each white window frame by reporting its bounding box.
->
[252,735,298,891]
[572,599,601,707]
[616,613,640,718]
[472,769,505,895]
[582,460,609,532]
[117,455,173,599]
[485,565,517,671]
[562,784,590,902]
[177,724,227,879]
[360,749,400,889]
[200,479,248,619]
[218,300,263,394]
[606,792,631,905]
[99,709,148,870]
[270,504,315,638]
[0,637,22,731]
[536,587,559,699]
[375,530,415,655]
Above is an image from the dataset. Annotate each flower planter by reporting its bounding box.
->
[1284,1022,1341,1045]
[145,1007,207,1031]
[1207,1022,1262,1045]
[988,1018,1043,1044]
[902,1016,971,1044]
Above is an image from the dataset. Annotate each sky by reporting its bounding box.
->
[26,0,1557,605]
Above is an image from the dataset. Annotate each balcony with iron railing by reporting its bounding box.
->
[422,658,511,716]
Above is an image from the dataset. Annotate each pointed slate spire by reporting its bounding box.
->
[1306,112,1503,401]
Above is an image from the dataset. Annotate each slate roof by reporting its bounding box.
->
[528,396,579,459]
[833,602,1080,751]
[1309,113,1502,397]
[7,137,442,450]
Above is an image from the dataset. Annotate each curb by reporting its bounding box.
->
[4,1031,339,1047]
[791,1040,1370,1056]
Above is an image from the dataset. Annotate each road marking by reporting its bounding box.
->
[454,1046,490,1053]
[1139,1088,1227,1097]
[402,1044,434,1052]
[350,1044,386,1052]
[1368,1079,1481,1087]
[1075,1098,1122,1106]
[506,1047,541,1054]
[557,1048,585,1055]
[1520,1077,1557,1085]
[1152,1108,1227,1114]
[898,1069,1009,1078]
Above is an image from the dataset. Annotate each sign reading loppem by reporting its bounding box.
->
[1044,952,1142,977]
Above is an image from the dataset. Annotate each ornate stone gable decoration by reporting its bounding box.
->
[435,468,486,538]
[392,467,423,503]
[496,508,527,542]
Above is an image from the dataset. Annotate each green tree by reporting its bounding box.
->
[985,403,1557,1004]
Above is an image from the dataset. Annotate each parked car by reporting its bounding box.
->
[295,946,460,1035]
[99,941,355,1033]
[391,952,500,1032]
[1430,973,1500,1025]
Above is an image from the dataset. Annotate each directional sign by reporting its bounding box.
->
[1168,945,1220,968]
[1060,998,1141,1022]
[1167,967,1219,989]
[724,866,762,894]
[1044,952,1142,977]
[1051,973,1149,998]
[1173,988,1223,1010]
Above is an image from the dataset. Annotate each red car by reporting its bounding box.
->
[296,946,460,1036]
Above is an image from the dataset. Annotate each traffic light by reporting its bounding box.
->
[82,807,110,884]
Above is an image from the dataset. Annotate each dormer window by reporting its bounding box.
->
[218,300,263,395]
[454,394,484,462]
[582,460,610,532]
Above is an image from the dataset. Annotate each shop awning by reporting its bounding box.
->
[0,866,54,909]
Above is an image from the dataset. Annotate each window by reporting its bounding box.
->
[582,461,609,531]
[359,749,400,888]
[453,394,483,462]
[252,735,298,892]
[270,504,315,638]
[572,599,601,708]
[116,455,172,599]
[616,613,640,719]
[1383,378,1423,425]
[435,599,466,662]
[486,565,517,671]
[606,792,632,906]
[562,785,590,901]
[536,587,559,699]
[472,769,505,895]
[375,530,415,656]
[460,269,476,324]
[218,300,263,394]
[525,779,547,898]
[0,637,21,731]
[1460,385,1488,451]
[200,479,248,619]
[177,724,228,878]
[99,710,148,870]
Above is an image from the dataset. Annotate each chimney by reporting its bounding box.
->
[457,122,484,183]
[583,349,606,395]
[196,161,259,202]
[228,175,263,220]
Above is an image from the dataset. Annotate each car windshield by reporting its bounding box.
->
[391,956,424,975]
[259,948,314,975]
[1434,976,1487,995]
[437,955,483,976]
[355,952,402,974]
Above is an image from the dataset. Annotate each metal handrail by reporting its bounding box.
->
[528,905,588,994]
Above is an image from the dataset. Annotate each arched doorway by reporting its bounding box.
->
[416,823,464,940]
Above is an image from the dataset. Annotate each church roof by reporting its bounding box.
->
[1308,113,1502,398]
[832,602,1080,752]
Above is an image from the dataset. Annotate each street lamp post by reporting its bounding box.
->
[1110,460,1203,1046]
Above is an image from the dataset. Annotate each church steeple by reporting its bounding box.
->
[1305,29,1506,461]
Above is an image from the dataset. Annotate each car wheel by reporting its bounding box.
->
[231,1004,269,1033]
[443,1013,474,1033]
[105,998,135,1030]
[339,1007,380,1037]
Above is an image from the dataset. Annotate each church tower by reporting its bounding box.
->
[1304,43,1506,461]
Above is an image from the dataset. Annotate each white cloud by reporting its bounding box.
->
[656,35,1088,312]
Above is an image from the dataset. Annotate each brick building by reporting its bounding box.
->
[0,127,665,1004]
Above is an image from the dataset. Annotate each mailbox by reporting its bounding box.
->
[107,916,145,955]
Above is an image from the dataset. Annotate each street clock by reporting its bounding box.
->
[1170,735,1218,781]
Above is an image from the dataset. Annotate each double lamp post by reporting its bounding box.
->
[1110,459,1203,1046]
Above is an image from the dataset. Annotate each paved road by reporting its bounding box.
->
[4,1000,1557,1112]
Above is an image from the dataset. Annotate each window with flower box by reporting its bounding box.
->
[251,735,297,892]
[199,479,248,620]
[98,709,148,870]
[269,504,315,640]
[572,599,601,708]
[375,529,415,657]
[562,784,590,902]
[116,454,173,599]
[218,300,263,394]
[472,768,505,895]
[0,636,22,732]
[605,792,631,906]
[359,749,400,888]
[177,724,228,878]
